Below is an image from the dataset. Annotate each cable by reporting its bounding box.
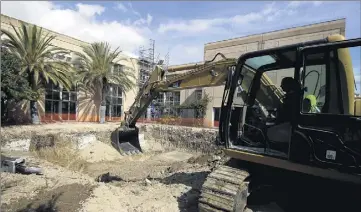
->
[304,70,320,96]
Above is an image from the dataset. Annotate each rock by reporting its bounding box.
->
[96,172,123,183]
[131,190,141,196]
[215,149,224,155]
[1,139,31,152]
[145,179,152,186]
[212,155,221,161]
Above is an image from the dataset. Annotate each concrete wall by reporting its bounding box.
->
[1,14,139,123]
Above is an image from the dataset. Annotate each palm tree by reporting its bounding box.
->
[74,42,135,122]
[1,22,75,124]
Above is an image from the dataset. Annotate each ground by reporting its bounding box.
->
[1,138,218,212]
[1,123,360,212]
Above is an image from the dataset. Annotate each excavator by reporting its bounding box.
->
[112,34,361,211]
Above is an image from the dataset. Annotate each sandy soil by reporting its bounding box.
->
[2,123,359,212]
[79,140,123,163]
[1,122,120,135]
[1,153,96,211]
[1,138,215,212]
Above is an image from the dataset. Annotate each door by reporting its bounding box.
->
[294,38,361,173]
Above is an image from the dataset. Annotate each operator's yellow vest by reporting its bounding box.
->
[304,94,320,113]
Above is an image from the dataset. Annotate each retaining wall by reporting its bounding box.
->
[1,124,219,153]
[138,124,219,153]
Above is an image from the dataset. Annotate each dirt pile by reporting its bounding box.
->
[79,139,123,163]
[34,141,87,172]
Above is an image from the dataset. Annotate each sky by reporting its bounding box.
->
[1,1,360,91]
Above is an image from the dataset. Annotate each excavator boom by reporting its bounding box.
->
[114,53,285,155]
[123,55,237,128]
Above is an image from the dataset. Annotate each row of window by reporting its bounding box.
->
[44,83,123,120]
[44,53,126,120]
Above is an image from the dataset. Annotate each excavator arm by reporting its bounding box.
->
[115,53,285,155]
[122,53,238,128]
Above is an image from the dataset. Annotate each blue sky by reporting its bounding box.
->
[1,1,360,91]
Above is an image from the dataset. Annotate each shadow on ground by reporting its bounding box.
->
[157,171,210,212]
[2,183,95,212]
[17,193,61,212]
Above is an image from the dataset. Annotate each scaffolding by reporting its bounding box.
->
[138,39,155,91]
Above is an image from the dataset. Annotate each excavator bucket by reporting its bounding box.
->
[111,127,142,155]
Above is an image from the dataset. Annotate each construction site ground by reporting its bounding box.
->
[1,123,360,212]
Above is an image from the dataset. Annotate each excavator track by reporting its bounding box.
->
[199,165,250,212]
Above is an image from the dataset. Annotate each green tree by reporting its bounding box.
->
[75,42,135,121]
[1,47,37,123]
[1,23,75,124]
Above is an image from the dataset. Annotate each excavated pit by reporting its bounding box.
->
[3,123,356,212]
[1,123,220,154]
[0,123,225,212]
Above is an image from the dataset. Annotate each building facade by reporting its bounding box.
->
[1,14,347,126]
[1,14,139,123]
[168,19,346,127]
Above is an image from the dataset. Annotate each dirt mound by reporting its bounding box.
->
[79,140,122,163]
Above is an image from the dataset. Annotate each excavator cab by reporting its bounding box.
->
[219,35,361,178]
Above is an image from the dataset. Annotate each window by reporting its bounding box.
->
[45,82,77,121]
[195,90,202,101]
[113,64,124,74]
[164,92,180,116]
[245,55,276,70]
[165,92,180,106]
[155,92,165,105]
[61,86,77,120]
[214,107,220,122]
[139,69,150,84]
[105,84,123,119]
[301,45,360,116]
[301,60,326,113]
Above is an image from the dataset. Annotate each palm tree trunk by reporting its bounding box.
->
[28,70,40,124]
[1,97,7,123]
[99,83,107,123]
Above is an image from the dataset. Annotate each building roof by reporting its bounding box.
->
[204,18,346,47]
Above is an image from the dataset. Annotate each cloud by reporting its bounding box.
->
[287,1,302,8]
[115,2,127,12]
[77,3,104,17]
[312,1,323,6]
[166,44,204,65]
[134,14,153,26]
[157,2,308,35]
[287,1,323,8]
[0,1,148,55]
[1,1,357,67]
[127,2,141,17]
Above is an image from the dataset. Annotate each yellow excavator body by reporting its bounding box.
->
[113,34,361,211]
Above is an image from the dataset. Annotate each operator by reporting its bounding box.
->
[276,77,300,124]
[302,94,321,113]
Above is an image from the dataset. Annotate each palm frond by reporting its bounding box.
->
[75,41,135,95]
[1,22,75,95]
